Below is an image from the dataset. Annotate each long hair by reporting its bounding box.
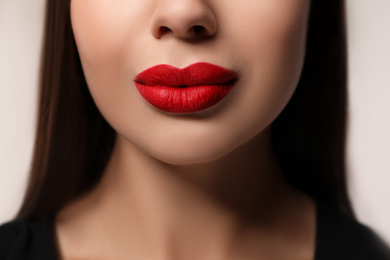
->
[272,0,352,216]
[16,0,352,219]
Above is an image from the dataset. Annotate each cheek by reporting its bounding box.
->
[70,0,151,91]
[71,1,123,66]
[220,0,310,127]
[70,0,152,132]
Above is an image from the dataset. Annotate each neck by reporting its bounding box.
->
[103,127,286,216]
[56,127,315,260]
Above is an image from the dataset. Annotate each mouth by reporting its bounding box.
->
[133,62,238,113]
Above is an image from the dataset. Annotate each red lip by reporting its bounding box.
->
[134,62,238,113]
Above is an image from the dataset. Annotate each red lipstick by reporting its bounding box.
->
[134,62,238,113]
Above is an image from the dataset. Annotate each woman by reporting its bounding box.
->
[0,0,389,259]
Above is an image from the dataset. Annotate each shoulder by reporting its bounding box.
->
[315,201,390,260]
[0,216,57,260]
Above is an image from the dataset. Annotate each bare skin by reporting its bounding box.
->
[56,0,315,259]
[55,127,315,260]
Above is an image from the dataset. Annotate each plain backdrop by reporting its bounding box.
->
[1,0,390,244]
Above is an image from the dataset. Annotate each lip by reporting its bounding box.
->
[134,62,238,113]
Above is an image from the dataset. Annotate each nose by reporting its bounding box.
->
[150,0,217,41]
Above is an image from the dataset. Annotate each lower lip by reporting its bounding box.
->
[134,81,236,113]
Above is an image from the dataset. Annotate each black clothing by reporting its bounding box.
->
[314,202,390,259]
[0,202,389,260]
[0,215,57,260]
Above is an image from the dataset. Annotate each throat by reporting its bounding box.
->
[54,128,315,260]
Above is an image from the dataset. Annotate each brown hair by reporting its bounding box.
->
[16,0,352,219]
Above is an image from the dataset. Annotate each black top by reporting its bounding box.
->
[0,201,389,260]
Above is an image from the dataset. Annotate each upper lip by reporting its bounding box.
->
[134,62,238,87]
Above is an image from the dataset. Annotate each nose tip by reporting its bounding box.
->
[151,0,217,41]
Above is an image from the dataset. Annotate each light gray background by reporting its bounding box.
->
[1,0,389,244]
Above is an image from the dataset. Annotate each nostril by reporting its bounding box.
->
[154,23,214,40]
[193,25,205,34]
[159,26,171,35]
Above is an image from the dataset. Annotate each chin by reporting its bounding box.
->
[143,137,239,166]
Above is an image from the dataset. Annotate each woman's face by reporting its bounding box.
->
[70,0,311,165]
